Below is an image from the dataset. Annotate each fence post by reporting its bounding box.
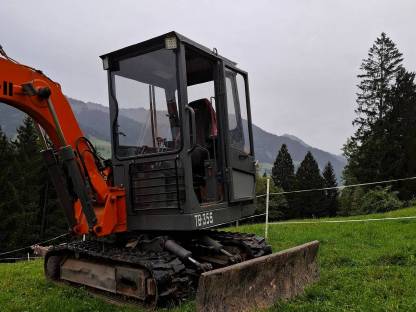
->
[265,178,270,239]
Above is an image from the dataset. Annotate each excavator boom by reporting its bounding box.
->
[0,50,127,237]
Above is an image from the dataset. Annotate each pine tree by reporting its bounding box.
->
[0,126,10,160]
[354,32,403,137]
[271,144,297,218]
[14,116,40,159]
[322,162,338,216]
[0,127,12,251]
[9,117,43,247]
[0,117,68,252]
[382,68,416,199]
[0,126,10,182]
[343,33,408,187]
[271,144,295,191]
[341,33,416,212]
[294,152,325,218]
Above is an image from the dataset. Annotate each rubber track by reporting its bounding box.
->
[49,240,194,305]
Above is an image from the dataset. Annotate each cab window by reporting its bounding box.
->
[225,69,251,155]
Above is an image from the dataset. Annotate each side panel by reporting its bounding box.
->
[129,158,185,213]
[231,170,255,200]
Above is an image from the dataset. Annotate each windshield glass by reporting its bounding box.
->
[111,49,181,158]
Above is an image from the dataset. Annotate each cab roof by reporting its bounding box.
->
[100,31,237,67]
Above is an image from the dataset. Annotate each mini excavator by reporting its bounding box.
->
[0,32,319,312]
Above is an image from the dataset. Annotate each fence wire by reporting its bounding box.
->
[1,176,416,260]
[256,176,416,198]
[0,233,69,257]
[248,175,416,236]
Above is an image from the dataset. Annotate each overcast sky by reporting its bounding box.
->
[1,0,415,154]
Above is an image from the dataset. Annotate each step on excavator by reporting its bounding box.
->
[0,32,319,312]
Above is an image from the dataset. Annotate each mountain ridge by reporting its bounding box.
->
[0,97,346,181]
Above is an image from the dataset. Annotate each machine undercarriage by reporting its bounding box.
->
[45,231,271,307]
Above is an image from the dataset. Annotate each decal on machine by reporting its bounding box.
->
[194,212,214,228]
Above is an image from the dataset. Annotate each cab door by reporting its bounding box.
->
[223,67,256,202]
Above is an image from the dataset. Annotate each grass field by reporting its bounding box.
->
[1,207,416,311]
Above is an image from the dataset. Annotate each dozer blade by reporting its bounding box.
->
[196,240,319,312]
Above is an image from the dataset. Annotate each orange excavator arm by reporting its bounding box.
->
[0,48,126,237]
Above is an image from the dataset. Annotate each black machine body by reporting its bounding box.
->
[101,32,256,231]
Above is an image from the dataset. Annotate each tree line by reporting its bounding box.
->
[341,32,416,214]
[258,32,416,220]
[256,145,338,220]
[0,118,66,253]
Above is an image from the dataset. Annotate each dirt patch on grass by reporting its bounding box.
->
[374,253,408,266]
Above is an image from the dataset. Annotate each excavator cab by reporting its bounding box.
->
[101,32,256,231]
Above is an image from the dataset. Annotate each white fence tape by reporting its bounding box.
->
[270,215,416,225]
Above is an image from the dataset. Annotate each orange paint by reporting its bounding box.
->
[0,57,127,237]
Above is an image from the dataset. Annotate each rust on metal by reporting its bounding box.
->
[61,258,117,292]
[195,240,320,312]
[115,265,149,300]
[60,258,154,301]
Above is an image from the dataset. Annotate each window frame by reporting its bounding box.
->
[109,47,185,161]
[224,66,254,156]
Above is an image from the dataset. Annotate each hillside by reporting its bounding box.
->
[1,207,416,311]
[252,124,346,179]
[0,97,346,180]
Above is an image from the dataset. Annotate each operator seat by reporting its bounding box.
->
[189,98,217,146]
[188,99,218,201]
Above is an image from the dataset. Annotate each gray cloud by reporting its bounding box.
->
[1,0,415,154]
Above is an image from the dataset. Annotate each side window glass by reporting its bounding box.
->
[111,49,180,158]
[113,75,180,157]
[226,77,238,131]
[236,74,250,154]
[225,70,251,154]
